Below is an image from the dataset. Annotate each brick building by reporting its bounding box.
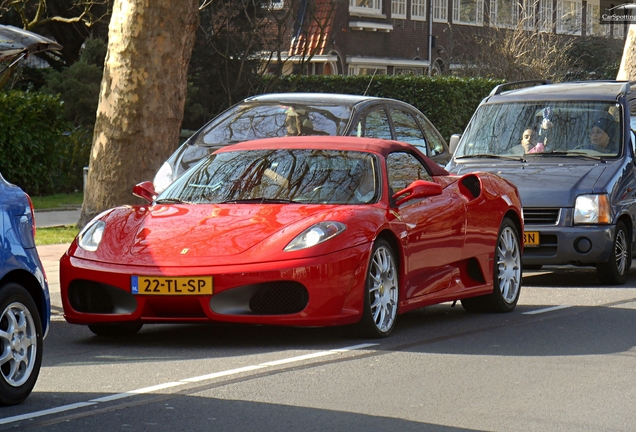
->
[273,0,627,76]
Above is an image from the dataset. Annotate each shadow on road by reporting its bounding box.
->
[5,391,482,432]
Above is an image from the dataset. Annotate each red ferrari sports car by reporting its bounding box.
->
[60,136,523,338]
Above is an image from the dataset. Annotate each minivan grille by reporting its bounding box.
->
[524,208,560,225]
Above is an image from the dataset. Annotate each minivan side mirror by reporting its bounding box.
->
[449,134,462,154]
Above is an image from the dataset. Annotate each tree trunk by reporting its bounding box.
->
[617,25,636,80]
[78,0,199,227]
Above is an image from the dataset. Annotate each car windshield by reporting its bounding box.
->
[456,101,622,159]
[194,102,352,145]
[159,149,379,205]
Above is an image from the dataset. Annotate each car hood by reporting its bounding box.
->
[450,159,608,207]
[73,203,374,267]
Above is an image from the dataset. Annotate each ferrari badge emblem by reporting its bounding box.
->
[180,248,189,255]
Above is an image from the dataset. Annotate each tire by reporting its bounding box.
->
[357,239,399,338]
[462,218,522,313]
[597,221,631,285]
[0,283,43,406]
[88,322,143,337]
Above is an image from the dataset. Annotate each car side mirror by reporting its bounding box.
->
[392,180,443,207]
[449,134,462,154]
[132,181,157,203]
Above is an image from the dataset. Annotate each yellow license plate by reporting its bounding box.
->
[523,231,540,247]
[132,276,213,295]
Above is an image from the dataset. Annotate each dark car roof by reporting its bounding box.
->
[485,81,631,104]
[216,136,449,176]
[244,92,405,107]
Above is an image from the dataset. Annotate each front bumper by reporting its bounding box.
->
[60,244,371,328]
[523,213,615,266]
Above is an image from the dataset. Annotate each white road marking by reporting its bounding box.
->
[0,402,96,425]
[1,343,379,425]
[523,305,572,315]
[89,382,186,403]
[182,365,267,383]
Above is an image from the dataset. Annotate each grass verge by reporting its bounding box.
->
[31,192,83,210]
[36,225,79,246]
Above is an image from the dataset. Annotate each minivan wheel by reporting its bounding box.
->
[0,283,43,406]
[597,221,631,285]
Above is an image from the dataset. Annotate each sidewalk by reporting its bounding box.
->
[33,209,80,319]
[37,243,70,320]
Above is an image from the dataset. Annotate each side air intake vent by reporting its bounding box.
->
[459,175,482,199]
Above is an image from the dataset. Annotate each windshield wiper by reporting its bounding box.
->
[219,198,300,204]
[155,198,194,204]
[455,154,526,162]
[534,151,608,162]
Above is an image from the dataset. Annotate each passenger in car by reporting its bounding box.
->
[589,116,619,153]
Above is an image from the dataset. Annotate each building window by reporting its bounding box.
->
[453,0,484,25]
[489,0,518,27]
[535,0,552,31]
[557,0,581,34]
[586,0,602,35]
[614,22,625,38]
[392,0,407,18]
[350,0,383,13]
[394,67,425,75]
[433,0,448,21]
[349,66,388,75]
[264,0,284,9]
[411,0,427,20]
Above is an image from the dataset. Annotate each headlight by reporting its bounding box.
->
[284,222,346,251]
[574,194,610,224]
[78,220,106,251]
[153,161,174,194]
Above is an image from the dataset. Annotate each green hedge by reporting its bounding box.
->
[0,91,91,195]
[265,75,505,141]
[1,76,502,195]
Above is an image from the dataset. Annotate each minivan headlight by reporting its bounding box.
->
[574,194,610,224]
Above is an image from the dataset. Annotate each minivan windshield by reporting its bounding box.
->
[456,101,622,159]
[159,149,379,205]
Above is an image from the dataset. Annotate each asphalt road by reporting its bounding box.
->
[34,209,81,228]
[3,250,636,431]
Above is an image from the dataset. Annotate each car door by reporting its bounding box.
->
[386,151,465,299]
[624,99,636,240]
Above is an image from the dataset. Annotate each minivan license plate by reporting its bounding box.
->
[523,231,539,247]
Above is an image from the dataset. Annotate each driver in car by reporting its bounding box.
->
[588,116,618,153]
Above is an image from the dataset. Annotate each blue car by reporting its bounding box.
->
[0,174,50,405]
[1,24,58,405]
